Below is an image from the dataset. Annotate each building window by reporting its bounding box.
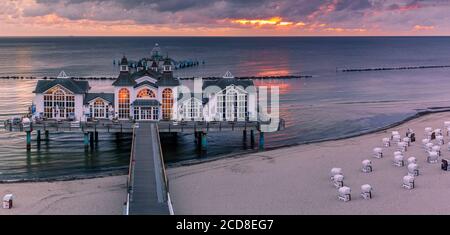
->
[238,94,247,120]
[152,107,159,120]
[118,88,130,119]
[183,98,202,120]
[43,87,75,119]
[133,107,159,120]
[162,88,173,120]
[137,89,156,99]
[134,107,140,120]
[90,99,108,119]
[216,93,225,120]
[226,90,237,121]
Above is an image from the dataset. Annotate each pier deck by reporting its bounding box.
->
[5,120,268,133]
[127,122,170,215]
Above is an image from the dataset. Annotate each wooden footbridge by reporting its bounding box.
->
[4,119,285,215]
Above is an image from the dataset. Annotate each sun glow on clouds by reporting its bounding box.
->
[1,0,450,36]
[230,16,366,33]
[413,25,435,31]
[231,17,295,27]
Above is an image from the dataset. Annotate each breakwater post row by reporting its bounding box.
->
[0,75,313,81]
[338,65,450,73]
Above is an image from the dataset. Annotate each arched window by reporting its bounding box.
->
[90,99,108,118]
[162,88,173,120]
[118,88,130,119]
[137,89,156,99]
[43,87,74,119]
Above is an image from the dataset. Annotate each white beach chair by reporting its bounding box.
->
[437,135,445,145]
[392,135,401,144]
[338,186,351,202]
[373,147,383,159]
[407,157,417,165]
[330,168,343,181]
[425,127,433,139]
[435,129,443,136]
[398,142,407,152]
[408,163,419,177]
[432,145,441,156]
[402,175,415,190]
[425,143,434,152]
[403,137,411,146]
[428,151,439,164]
[361,184,372,200]
[2,194,13,209]
[442,159,450,171]
[391,131,400,140]
[422,138,430,148]
[444,121,450,129]
[333,174,344,188]
[382,138,391,147]
[394,154,404,167]
[362,160,372,173]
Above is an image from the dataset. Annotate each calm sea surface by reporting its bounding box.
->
[1,37,450,181]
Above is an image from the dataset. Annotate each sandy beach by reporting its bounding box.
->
[168,112,450,215]
[0,175,127,215]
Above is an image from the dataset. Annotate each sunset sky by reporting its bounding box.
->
[1,0,450,36]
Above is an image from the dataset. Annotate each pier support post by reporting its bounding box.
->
[26,131,31,151]
[84,133,89,147]
[243,130,247,142]
[201,132,208,152]
[95,132,99,143]
[259,132,265,150]
[89,132,94,148]
[37,130,41,143]
[250,130,255,148]
[45,130,49,141]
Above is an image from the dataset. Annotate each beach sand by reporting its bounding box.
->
[0,175,127,215]
[168,112,450,215]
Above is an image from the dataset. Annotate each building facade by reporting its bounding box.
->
[32,56,257,122]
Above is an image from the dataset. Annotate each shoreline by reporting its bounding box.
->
[4,107,450,183]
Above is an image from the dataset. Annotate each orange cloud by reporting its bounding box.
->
[325,27,367,33]
[413,25,435,31]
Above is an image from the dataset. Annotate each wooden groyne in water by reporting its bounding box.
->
[0,74,313,81]
[338,65,450,73]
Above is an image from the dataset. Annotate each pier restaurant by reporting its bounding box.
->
[32,56,258,122]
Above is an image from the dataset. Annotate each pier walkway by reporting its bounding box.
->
[127,122,172,215]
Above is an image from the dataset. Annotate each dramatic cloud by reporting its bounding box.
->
[1,0,450,35]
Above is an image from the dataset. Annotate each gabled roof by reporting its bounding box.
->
[84,93,115,105]
[202,78,254,90]
[134,80,158,89]
[112,71,136,86]
[131,69,161,80]
[178,93,209,105]
[156,72,180,87]
[34,78,90,94]
[132,99,161,107]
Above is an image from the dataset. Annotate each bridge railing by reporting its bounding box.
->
[125,127,137,215]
